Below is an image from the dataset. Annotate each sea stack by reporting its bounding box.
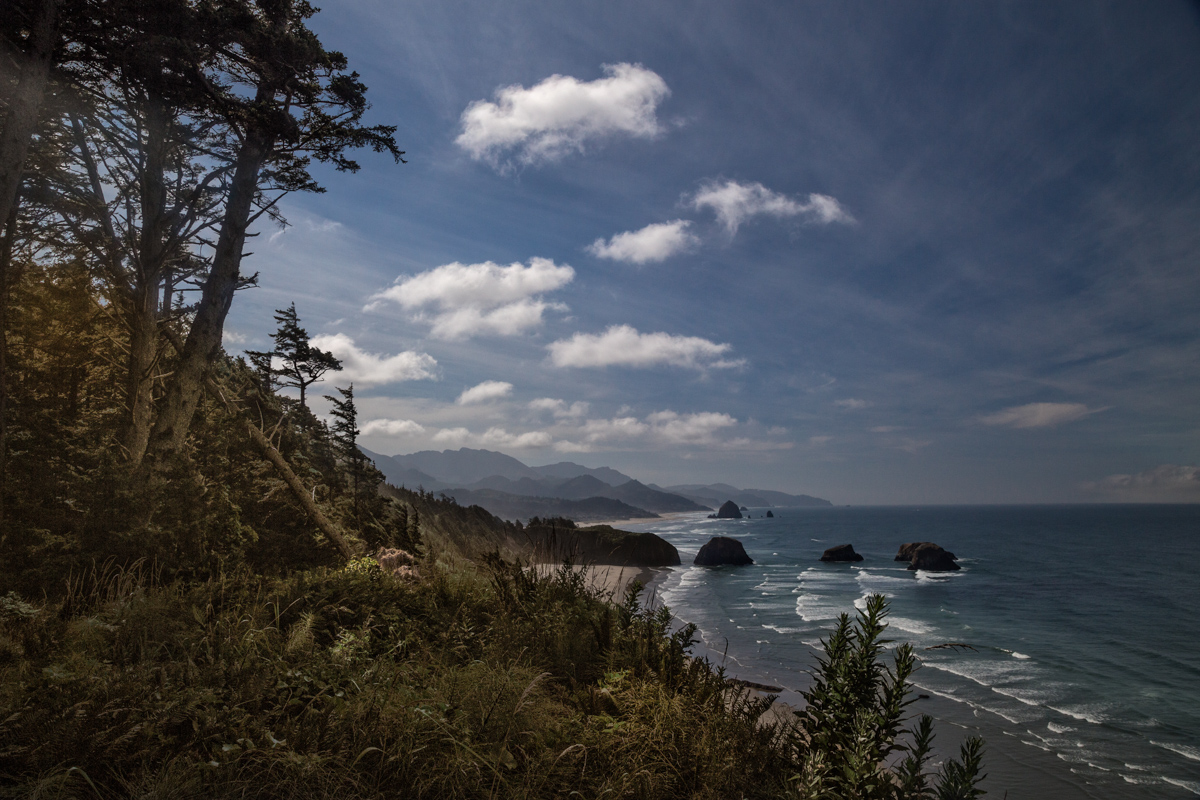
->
[895,542,957,562]
[820,543,863,562]
[765,510,774,518]
[905,543,960,572]
[715,500,743,519]
[694,536,754,566]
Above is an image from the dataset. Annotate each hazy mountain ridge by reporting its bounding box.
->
[361,446,829,522]
[654,483,833,508]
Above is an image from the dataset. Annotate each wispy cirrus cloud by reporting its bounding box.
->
[309,334,438,386]
[587,220,698,264]
[980,402,1099,429]
[456,380,514,405]
[365,258,573,340]
[690,179,854,234]
[456,63,670,168]
[1082,464,1200,501]
[548,324,743,370]
[835,398,871,410]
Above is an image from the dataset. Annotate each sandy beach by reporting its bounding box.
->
[528,562,668,604]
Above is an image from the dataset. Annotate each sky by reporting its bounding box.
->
[223,0,1200,504]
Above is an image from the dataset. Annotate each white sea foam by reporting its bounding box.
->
[1122,774,1161,786]
[921,659,1034,689]
[1152,740,1200,763]
[1047,721,1074,734]
[794,595,846,622]
[1049,704,1107,725]
[991,685,1050,707]
[888,617,935,636]
[854,570,910,587]
[1011,652,1031,660]
[1162,777,1200,795]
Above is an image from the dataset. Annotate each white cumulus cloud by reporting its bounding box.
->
[456,63,670,167]
[361,418,426,437]
[365,257,574,340]
[457,380,514,405]
[309,333,438,386]
[980,402,1098,429]
[644,410,737,444]
[547,324,743,370]
[529,398,590,418]
[690,180,854,234]
[587,220,698,264]
[430,425,552,449]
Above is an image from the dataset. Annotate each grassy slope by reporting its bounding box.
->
[0,555,791,799]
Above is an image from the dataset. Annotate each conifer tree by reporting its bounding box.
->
[255,303,341,412]
[326,383,367,524]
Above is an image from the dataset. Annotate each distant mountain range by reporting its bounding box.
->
[359,446,831,523]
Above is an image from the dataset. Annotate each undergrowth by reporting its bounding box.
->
[0,557,983,799]
[0,556,792,799]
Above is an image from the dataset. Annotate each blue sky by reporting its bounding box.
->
[223,1,1200,504]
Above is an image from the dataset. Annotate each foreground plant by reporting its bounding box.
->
[790,593,986,799]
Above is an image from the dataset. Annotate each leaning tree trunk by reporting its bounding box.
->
[204,373,354,560]
[0,0,59,230]
[146,122,272,461]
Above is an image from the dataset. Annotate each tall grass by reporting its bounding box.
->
[0,555,795,799]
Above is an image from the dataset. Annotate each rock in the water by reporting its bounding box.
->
[906,543,960,571]
[820,543,863,562]
[765,510,774,518]
[895,542,957,562]
[715,500,743,519]
[694,536,754,566]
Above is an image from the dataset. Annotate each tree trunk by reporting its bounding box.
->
[0,202,18,535]
[119,100,170,467]
[0,0,59,229]
[146,122,272,460]
[204,375,354,560]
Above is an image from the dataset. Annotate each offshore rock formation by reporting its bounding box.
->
[895,542,957,562]
[820,543,863,562]
[694,536,754,566]
[715,500,743,519]
[905,543,960,572]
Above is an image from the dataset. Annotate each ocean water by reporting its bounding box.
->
[620,505,1200,798]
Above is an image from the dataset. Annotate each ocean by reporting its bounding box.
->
[620,505,1200,798]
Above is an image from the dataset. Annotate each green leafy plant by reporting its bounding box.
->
[789,594,986,799]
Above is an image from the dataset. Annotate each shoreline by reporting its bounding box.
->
[582,510,703,529]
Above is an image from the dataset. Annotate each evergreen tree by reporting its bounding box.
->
[257,303,341,412]
[326,383,367,524]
